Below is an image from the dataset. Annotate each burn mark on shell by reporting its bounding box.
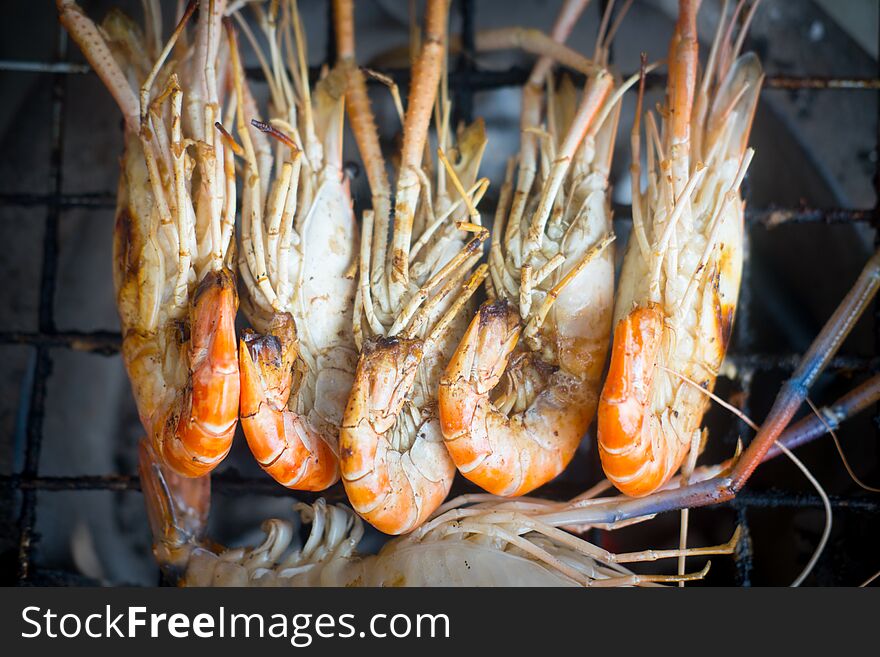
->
[391,248,408,281]
[243,329,283,365]
[174,319,190,345]
[192,268,235,306]
[720,308,735,349]
[479,299,517,328]
[464,236,483,254]
[372,335,400,350]
[115,209,135,272]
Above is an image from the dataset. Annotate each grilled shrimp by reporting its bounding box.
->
[141,251,880,586]
[231,1,357,490]
[438,1,636,497]
[57,0,240,476]
[333,0,491,535]
[139,438,736,586]
[139,341,880,586]
[597,0,762,496]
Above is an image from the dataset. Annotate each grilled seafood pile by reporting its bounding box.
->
[56,0,880,586]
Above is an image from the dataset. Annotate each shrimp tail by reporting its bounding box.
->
[597,304,687,497]
[239,315,341,491]
[439,301,521,475]
[157,269,240,477]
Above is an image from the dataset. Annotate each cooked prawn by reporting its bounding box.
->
[231,1,358,490]
[439,0,638,496]
[334,0,491,534]
[597,0,763,496]
[57,0,240,476]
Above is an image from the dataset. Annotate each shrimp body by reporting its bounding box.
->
[598,0,762,496]
[238,315,346,491]
[59,0,240,476]
[440,297,603,497]
[335,0,490,534]
[440,30,623,496]
[233,4,357,491]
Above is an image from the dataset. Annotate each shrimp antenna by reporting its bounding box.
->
[805,397,880,493]
[659,364,832,587]
[593,0,616,62]
[600,0,634,64]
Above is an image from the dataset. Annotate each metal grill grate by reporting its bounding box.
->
[2,0,880,586]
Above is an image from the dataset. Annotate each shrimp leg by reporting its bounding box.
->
[763,372,880,461]
[138,439,210,579]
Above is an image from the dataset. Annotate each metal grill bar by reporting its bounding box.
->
[2,327,876,372]
[0,331,121,354]
[5,473,879,513]
[6,0,880,586]
[2,191,877,229]
[3,55,880,90]
[14,23,68,583]
[0,191,116,209]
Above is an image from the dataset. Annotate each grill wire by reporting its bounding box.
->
[1,0,879,586]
